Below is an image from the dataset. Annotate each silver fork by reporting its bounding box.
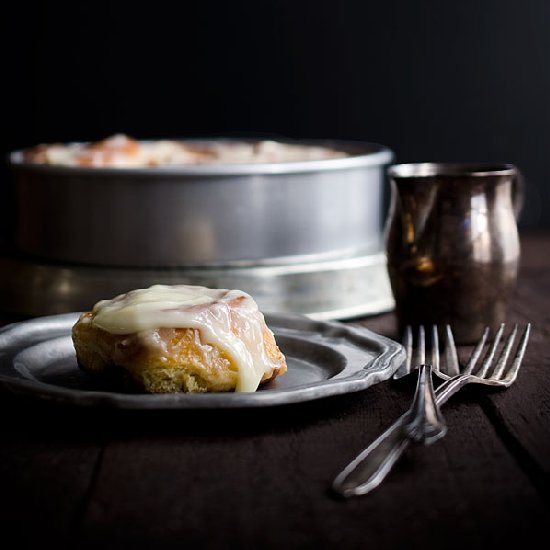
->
[393,324,461,381]
[434,323,531,399]
[332,322,531,498]
[333,324,447,497]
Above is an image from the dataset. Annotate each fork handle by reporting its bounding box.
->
[435,374,472,406]
[332,376,467,498]
[333,364,446,497]
[332,414,412,497]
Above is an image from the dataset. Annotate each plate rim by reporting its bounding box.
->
[0,312,405,409]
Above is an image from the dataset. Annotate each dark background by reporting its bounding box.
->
[2,0,549,232]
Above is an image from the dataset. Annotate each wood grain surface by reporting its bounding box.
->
[1,231,549,549]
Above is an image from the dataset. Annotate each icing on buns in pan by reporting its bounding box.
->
[71,284,287,393]
[24,134,348,167]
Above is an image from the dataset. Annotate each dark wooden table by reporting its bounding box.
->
[1,231,549,549]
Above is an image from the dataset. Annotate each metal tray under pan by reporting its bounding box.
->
[0,251,394,320]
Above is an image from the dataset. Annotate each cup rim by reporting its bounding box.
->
[387,162,518,178]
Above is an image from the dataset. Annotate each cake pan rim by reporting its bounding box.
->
[7,138,393,177]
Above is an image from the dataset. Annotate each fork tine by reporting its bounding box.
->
[502,324,531,384]
[464,326,490,375]
[431,325,439,371]
[491,325,518,379]
[403,325,413,375]
[444,325,460,377]
[476,323,505,377]
[393,325,414,379]
[418,325,426,365]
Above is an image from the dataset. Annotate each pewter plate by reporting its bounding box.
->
[0,313,405,409]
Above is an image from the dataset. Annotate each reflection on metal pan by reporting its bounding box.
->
[9,138,393,267]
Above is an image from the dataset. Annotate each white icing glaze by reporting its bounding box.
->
[90,284,279,392]
[24,134,348,167]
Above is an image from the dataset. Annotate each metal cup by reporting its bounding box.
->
[385,163,521,344]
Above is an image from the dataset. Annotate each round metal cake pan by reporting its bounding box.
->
[8,139,393,267]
